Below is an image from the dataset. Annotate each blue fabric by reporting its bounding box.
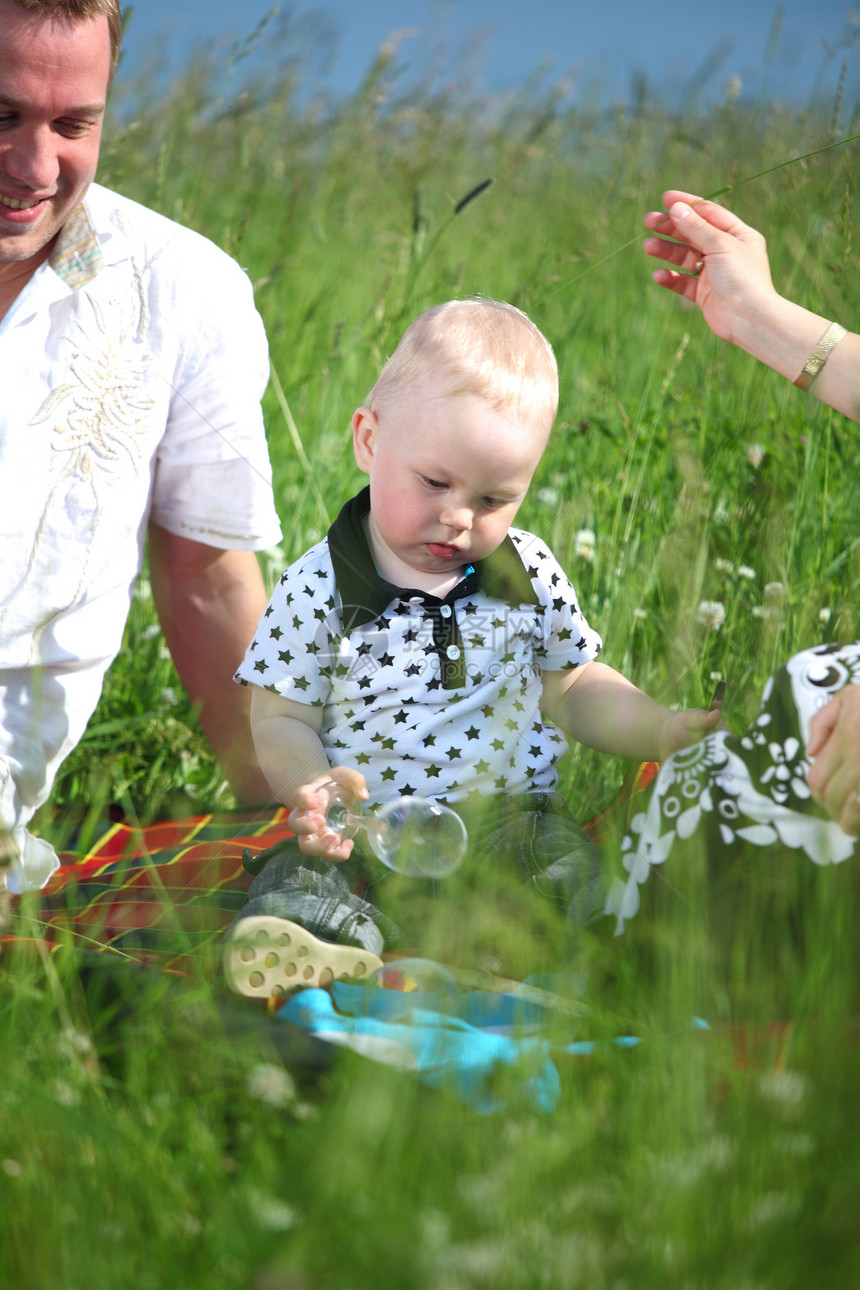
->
[276,979,708,1113]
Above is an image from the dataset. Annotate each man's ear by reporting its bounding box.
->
[352,407,378,474]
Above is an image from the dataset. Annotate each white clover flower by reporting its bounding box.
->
[574,528,596,562]
[134,577,153,601]
[248,1189,300,1232]
[2,1159,22,1178]
[161,687,178,708]
[738,565,756,580]
[140,623,162,641]
[715,558,734,574]
[633,607,647,620]
[52,1078,80,1107]
[697,600,726,630]
[247,1062,297,1109]
[725,74,743,99]
[173,1212,202,1238]
[709,671,722,682]
[819,607,831,623]
[764,581,787,603]
[746,443,765,468]
[536,487,560,506]
[59,1026,95,1061]
[758,1068,810,1112]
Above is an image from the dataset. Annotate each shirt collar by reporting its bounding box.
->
[328,485,539,631]
[48,201,105,288]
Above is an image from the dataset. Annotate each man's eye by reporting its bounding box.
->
[57,120,93,137]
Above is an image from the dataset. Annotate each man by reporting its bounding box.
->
[0,0,283,887]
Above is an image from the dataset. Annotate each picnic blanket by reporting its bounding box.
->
[4,763,658,970]
[2,809,295,973]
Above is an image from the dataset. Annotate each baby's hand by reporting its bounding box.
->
[288,767,369,861]
[656,706,723,763]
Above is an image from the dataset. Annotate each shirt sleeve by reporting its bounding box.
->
[234,545,338,704]
[511,529,603,670]
[148,248,282,551]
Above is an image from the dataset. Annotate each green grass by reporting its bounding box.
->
[4,18,860,1289]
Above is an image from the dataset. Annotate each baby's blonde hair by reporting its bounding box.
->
[369,298,558,438]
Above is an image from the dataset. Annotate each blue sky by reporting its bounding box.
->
[117,1,859,108]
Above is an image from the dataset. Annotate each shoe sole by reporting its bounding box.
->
[223,915,383,1000]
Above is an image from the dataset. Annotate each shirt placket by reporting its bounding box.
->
[421,598,466,689]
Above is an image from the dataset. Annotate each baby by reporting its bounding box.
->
[225,298,718,997]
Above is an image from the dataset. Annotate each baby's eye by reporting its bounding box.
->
[421,476,447,490]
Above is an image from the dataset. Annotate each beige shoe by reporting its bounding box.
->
[223,915,383,1000]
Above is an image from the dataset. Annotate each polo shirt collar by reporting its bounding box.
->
[328,485,539,632]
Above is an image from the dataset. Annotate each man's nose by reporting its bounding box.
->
[5,127,60,192]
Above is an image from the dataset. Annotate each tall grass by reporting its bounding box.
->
[4,17,860,1290]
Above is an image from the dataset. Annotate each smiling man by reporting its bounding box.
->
[0,1,282,887]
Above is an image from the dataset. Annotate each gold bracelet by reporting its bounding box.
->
[794,321,847,390]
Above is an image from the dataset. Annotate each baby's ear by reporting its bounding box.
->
[352,407,378,473]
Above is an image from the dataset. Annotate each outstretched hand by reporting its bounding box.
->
[806,687,860,837]
[643,190,776,346]
[288,766,369,861]
[656,705,724,764]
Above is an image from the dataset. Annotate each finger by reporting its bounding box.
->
[839,791,860,838]
[313,766,368,800]
[668,198,751,251]
[297,830,354,861]
[651,267,700,303]
[321,835,355,862]
[805,702,839,758]
[643,235,697,269]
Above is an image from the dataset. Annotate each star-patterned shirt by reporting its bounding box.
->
[236,488,602,805]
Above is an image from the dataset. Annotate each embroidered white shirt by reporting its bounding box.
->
[0,184,282,830]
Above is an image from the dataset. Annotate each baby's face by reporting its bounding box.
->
[353,390,547,592]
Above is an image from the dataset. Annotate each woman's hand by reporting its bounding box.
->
[806,687,860,837]
[643,189,776,345]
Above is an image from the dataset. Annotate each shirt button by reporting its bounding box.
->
[440,604,453,618]
[446,645,461,660]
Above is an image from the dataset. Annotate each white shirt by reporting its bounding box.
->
[236,489,602,804]
[0,184,282,835]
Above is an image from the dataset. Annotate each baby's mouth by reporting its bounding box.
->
[427,542,462,559]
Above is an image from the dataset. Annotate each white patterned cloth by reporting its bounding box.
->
[605,641,860,933]
[0,184,281,832]
[236,488,602,804]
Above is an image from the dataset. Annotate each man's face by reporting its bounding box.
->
[0,1,111,279]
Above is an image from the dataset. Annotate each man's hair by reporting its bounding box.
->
[369,298,559,437]
[10,1,122,80]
